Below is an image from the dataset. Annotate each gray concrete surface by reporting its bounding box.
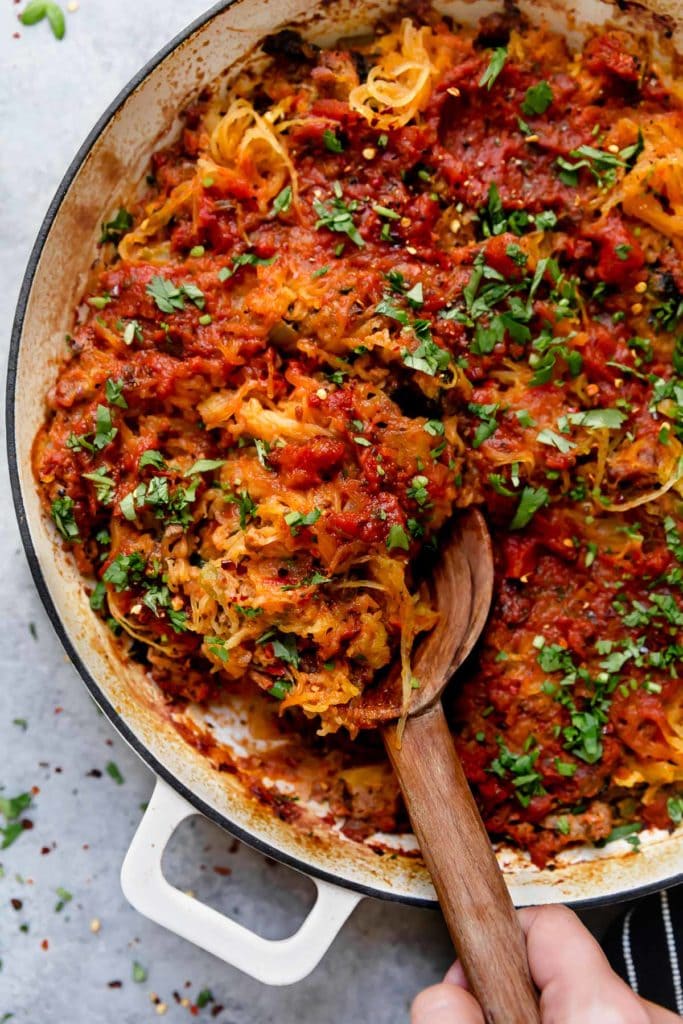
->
[0,4,620,1022]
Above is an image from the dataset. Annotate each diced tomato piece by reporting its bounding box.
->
[502,536,538,579]
[270,438,347,489]
[584,33,640,82]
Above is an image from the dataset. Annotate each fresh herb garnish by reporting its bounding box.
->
[51,495,79,541]
[271,185,292,216]
[105,378,128,409]
[184,458,226,477]
[510,486,549,529]
[105,761,124,785]
[490,738,546,807]
[218,252,277,281]
[102,552,147,592]
[146,276,205,313]
[284,508,321,536]
[139,449,166,470]
[54,887,72,913]
[82,467,115,505]
[323,129,344,153]
[479,47,507,90]
[100,208,133,244]
[20,1,66,39]
[386,524,410,551]
[132,962,148,984]
[313,182,365,247]
[0,792,31,849]
[521,81,553,116]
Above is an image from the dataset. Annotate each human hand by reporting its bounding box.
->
[411,904,681,1023]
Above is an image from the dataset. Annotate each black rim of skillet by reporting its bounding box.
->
[6,0,682,913]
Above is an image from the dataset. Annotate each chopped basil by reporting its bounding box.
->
[102,552,147,591]
[402,335,450,376]
[479,47,507,90]
[423,419,445,437]
[271,185,292,216]
[146,276,205,313]
[89,582,106,611]
[184,458,226,476]
[132,962,148,984]
[54,887,72,913]
[105,761,124,785]
[100,208,133,244]
[564,408,626,430]
[139,449,166,470]
[82,467,115,505]
[468,403,499,448]
[668,796,683,825]
[105,378,128,409]
[225,488,257,530]
[254,438,271,467]
[521,81,553,116]
[386,524,410,551]
[284,508,321,536]
[313,182,365,248]
[267,679,292,699]
[235,604,262,617]
[323,129,344,152]
[489,738,546,807]
[537,428,575,454]
[51,495,79,540]
[406,475,431,506]
[21,2,66,39]
[218,251,277,282]
[0,791,31,850]
[122,320,142,346]
[372,204,400,221]
[510,485,549,529]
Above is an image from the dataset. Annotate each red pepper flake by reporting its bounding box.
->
[212,866,232,877]
[40,939,49,951]
[11,899,23,911]
[54,707,63,714]
[107,980,123,989]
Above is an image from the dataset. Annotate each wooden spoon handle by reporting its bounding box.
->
[383,703,540,1024]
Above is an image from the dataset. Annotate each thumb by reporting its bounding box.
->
[411,983,485,1024]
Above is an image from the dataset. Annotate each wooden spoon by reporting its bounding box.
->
[341,510,540,1024]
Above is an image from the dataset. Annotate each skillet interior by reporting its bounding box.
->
[8,0,683,906]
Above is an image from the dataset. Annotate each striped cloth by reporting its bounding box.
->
[602,886,683,1015]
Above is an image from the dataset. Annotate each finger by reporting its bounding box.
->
[411,982,485,1024]
[642,996,683,1024]
[518,905,649,1024]
[443,960,468,988]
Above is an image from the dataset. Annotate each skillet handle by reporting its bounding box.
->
[121,778,361,986]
